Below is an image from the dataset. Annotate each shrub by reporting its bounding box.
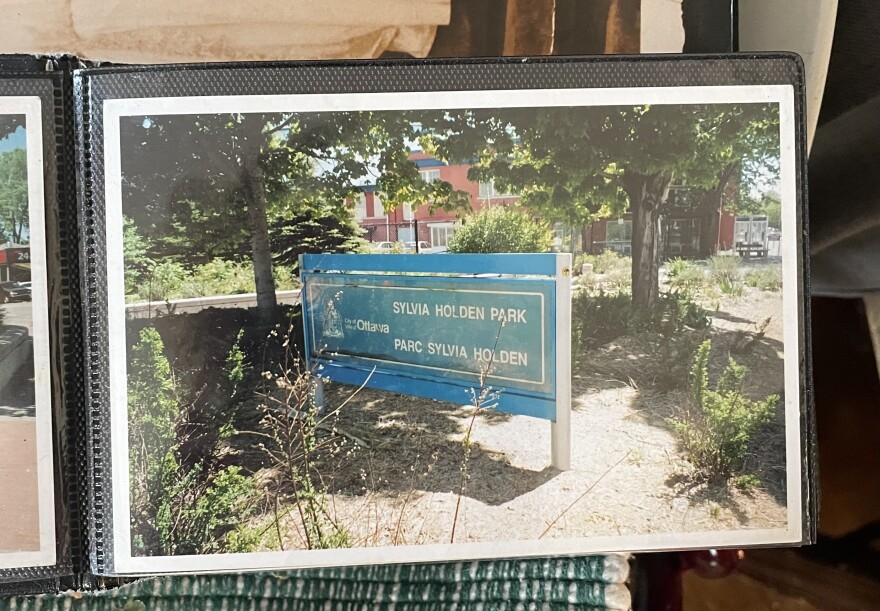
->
[127,327,178,478]
[708,255,741,285]
[127,326,260,556]
[575,251,630,275]
[575,252,632,295]
[447,206,553,253]
[128,327,183,555]
[273,264,300,291]
[666,258,705,297]
[137,261,187,302]
[646,293,711,391]
[670,340,778,478]
[744,266,783,291]
[180,259,254,298]
[655,291,711,335]
[123,216,153,295]
[571,290,709,354]
[156,463,259,556]
[571,291,635,351]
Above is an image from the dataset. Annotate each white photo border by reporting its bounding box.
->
[104,85,802,574]
[0,96,56,570]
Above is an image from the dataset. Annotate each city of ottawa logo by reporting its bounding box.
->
[323,299,344,339]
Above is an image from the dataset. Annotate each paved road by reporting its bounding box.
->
[0,358,35,417]
[0,417,40,552]
[1,301,33,334]
[0,302,43,552]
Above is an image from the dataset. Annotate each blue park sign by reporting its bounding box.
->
[300,253,572,468]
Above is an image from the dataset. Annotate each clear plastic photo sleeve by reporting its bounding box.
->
[0,57,82,590]
[75,55,814,576]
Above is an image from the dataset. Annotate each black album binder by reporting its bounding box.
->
[0,56,83,591]
[0,53,814,592]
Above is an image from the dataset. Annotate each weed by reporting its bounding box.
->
[451,325,502,543]
[744,266,783,291]
[575,251,631,275]
[708,255,742,285]
[666,258,705,298]
[255,351,354,550]
[733,474,762,491]
[731,317,772,355]
[717,276,745,297]
[576,252,632,295]
[628,447,645,468]
[655,292,711,335]
[670,339,778,478]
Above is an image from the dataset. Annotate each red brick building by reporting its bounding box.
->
[355,152,738,258]
[0,244,30,283]
[583,211,736,258]
[355,152,519,251]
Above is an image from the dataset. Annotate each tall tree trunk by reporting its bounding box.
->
[622,172,674,311]
[698,188,723,257]
[698,163,738,256]
[240,115,277,321]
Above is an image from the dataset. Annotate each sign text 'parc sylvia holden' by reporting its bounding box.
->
[304,275,554,392]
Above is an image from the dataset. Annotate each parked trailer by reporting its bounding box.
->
[734,215,769,258]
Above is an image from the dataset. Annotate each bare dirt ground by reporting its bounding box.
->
[0,417,41,552]
[273,286,789,550]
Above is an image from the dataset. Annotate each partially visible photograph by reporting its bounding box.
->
[105,84,800,572]
[0,98,54,569]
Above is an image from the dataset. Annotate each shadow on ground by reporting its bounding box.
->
[573,308,788,510]
[0,357,35,418]
[315,384,560,506]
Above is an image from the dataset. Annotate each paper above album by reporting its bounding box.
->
[0,0,696,63]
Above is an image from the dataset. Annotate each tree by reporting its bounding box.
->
[0,149,29,244]
[0,115,23,141]
[121,112,470,321]
[762,193,782,228]
[423,103,779,310]
[691,110,780,256]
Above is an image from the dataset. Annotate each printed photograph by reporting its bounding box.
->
[0,102,54,568]
[108,88,800,567]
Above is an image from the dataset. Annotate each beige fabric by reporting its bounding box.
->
[0,1,75,54]
[71,0,450,36]
[0,0,449,63]
[79,24,440,63]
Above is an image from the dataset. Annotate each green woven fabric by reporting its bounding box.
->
[0,556,631,610]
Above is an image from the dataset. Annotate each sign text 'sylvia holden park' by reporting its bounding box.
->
[300,253,572,469]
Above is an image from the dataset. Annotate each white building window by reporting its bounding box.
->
[353,193,368,221]
[605,219,633,255]
[402,203,414,221]
[478,180,513,199]
[429,222,457,251]
[420,169,441,184]
[372,193,387,218]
